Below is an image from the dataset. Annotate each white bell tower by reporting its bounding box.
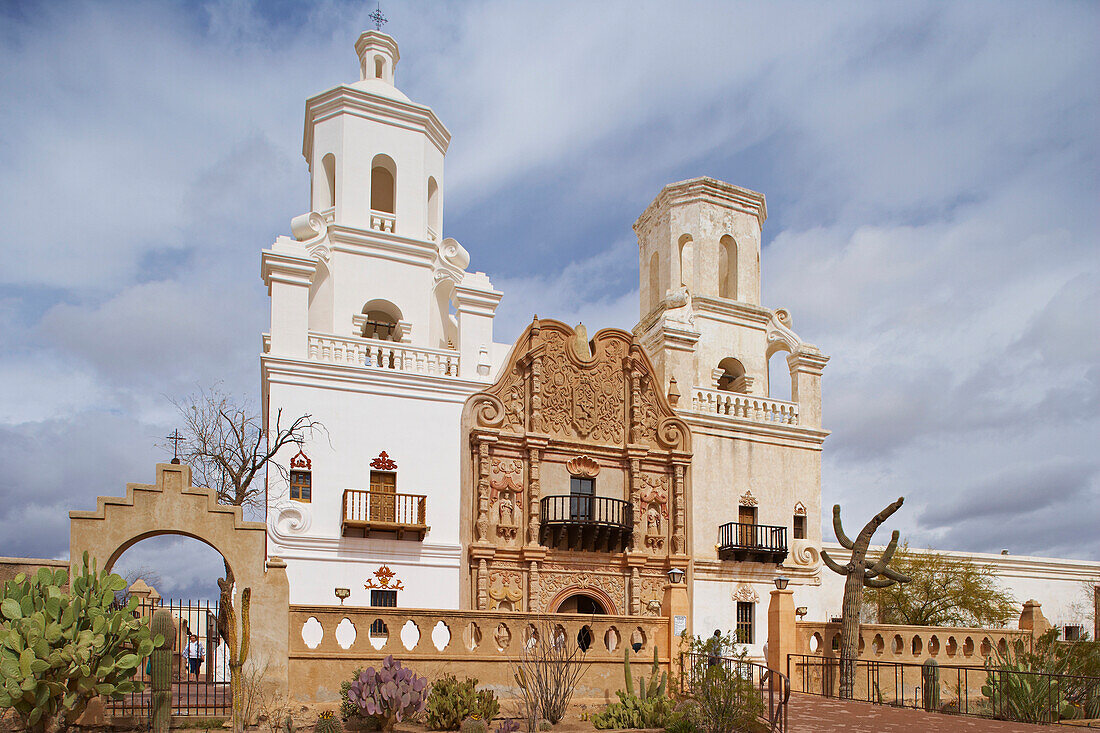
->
[633,176,826,427]
[259,27,506,611]
[264,28,501,372]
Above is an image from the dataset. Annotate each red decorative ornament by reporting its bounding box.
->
[371,451,397,471]
[290,450,311,470]
[364,564,404,590]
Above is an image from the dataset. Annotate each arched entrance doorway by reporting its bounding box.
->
[555,593,608,615]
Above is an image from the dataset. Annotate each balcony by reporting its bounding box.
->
[691,387,799,425]
[308,333,459,377]
[539,496,632,553]
[717,522,788,563]
[342,489,429,540]
[369,209,395,233]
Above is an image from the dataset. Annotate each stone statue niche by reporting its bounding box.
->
[639,473,669,551]
[490,457,522,545]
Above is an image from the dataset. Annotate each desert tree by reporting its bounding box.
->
[169,384,323,511]
[863,544,1017,627]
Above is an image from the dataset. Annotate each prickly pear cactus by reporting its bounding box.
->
[0,553,162,733]
[150,608,176,733]
[346,655,429,731]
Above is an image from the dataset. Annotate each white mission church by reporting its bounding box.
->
[259,28,1098,659]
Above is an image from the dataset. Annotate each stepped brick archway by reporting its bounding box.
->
[69,463,289,698]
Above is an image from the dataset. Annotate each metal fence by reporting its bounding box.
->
[107,599,230,718]
[788,653,1100,725]
[681,652,789,732]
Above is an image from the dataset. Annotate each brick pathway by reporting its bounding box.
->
[787,693,1051,732]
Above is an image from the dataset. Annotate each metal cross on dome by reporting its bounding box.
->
[369,5,387,30]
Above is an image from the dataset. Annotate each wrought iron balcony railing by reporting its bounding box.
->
[717,521,788,563]
[342,489,428,540]
[539,495,632,553]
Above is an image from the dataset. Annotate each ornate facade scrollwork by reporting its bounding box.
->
[540,565,626,614]
[732,584,759,604]
[460,320,694,613]
[488,570,523,611]
[740,490,758,507]
[566,455,600,477]
[289,211,331,262]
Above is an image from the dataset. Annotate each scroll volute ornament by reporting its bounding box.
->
[566,455,600,478]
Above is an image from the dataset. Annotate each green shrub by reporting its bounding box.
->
[683,648,764,733]
[664,715,699,733]
[340,668,365,722]
[0,553,162,733]
[425,674,499,730]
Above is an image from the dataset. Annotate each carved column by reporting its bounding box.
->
[477,559,489,610]
[529,560,541,613]
[476,440,491,543]
[629,457,643,552]
[630,566,642,616]
[527,446,542,546]
[530,322,544,434]
[629,358,644,444]
[672,463,686,555]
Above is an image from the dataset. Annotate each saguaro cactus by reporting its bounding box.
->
[922,658,940,712]
[150,608,175,733]
[820,497,911,699]
[217,566,251,733]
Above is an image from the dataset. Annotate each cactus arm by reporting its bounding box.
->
[831,505,854,549]
[875,565,911,584]
[864,576,899,589]
[851,497,904,556]
[623,645,633,694]
[239,588,251,667]
[820,549,848,576]
[865,531,901,577]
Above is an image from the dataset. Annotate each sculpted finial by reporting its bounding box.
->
[574,323,592,360]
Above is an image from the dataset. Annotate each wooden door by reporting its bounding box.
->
[738,505,757,546]
[370,471,396,523]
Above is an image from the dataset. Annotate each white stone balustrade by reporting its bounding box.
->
[307,333,459,376]
[691,386,800,425]
[369,210,396,233]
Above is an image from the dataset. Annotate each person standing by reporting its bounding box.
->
[706,629,723,668]
[184,634,205,682]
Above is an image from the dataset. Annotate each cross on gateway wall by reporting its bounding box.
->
[68,462,289,699]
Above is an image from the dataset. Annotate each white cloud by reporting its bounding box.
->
[1,0,1097,569]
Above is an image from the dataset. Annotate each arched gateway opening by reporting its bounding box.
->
[68,463,290,704]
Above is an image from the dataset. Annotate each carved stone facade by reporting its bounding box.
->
[460,320,691,614]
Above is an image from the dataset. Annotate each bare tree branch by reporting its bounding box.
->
[165,384,324,511]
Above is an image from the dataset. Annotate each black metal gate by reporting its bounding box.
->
[107,599,231,718]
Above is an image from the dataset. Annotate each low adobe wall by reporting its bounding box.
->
[288,605,671,703]
[0,556,69,587]
[795,621,1030,664]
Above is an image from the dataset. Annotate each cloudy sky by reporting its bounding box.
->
[1,1,1097,600]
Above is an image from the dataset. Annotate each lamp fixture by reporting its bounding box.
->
[773,576,790,590]
[667,567,686,585]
